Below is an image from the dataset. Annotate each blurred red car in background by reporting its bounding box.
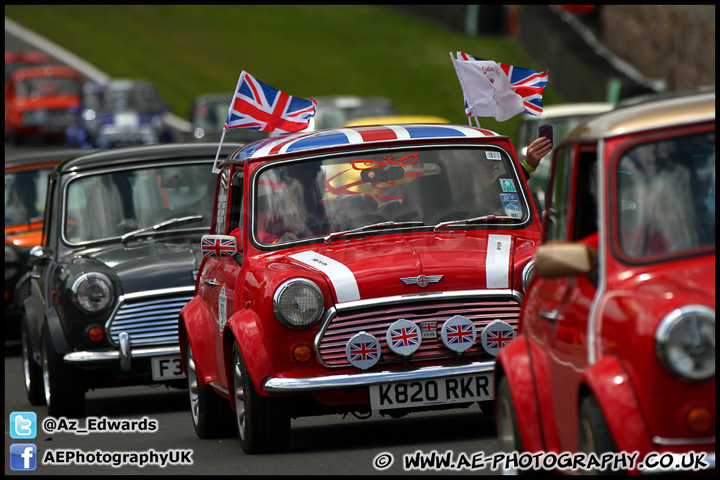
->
[5,65,84,144]
[4,51,52,99]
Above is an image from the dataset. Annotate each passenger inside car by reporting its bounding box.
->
[5,173,38,225]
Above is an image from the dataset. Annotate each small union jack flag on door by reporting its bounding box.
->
[201,235,237,257]
[225,71,317,134]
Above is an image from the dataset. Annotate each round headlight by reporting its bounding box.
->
[656,305,715,381]
[273,279,324,329]
[71,272,114,314]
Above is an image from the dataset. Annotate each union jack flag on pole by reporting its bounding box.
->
[213,71,317,172]
[450,52,548,123]
[226,71,317,133]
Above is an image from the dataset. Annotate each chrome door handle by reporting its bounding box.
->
[204,278,219,286]
[539,309,562,322]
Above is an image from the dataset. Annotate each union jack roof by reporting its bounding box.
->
[230,123,502,162]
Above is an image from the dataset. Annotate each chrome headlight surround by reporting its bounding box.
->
[655,305,715,381]
[71,272,114,315]
[273,279,325,329]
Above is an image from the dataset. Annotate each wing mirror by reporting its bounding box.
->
[533,242,597,278]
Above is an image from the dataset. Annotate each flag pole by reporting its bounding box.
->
[212,126,228,174]
[212,73,245,174]
[451,52,474,126]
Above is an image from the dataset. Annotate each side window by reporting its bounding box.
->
[227,170,244,238]
[572,152,598,241]
[544,146,572,242]
[214,168,229,234]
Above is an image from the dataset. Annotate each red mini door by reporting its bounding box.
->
[526,144,601,451]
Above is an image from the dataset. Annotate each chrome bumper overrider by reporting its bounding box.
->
[64,345,180,371]
[262,360,495,393]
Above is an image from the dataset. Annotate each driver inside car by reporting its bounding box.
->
[258,162,332,244]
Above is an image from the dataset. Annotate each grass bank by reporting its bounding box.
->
[5,5,563,138]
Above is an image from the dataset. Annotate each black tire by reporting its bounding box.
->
[578,395,621,475]
[41,324,85,417]
[496,376,523,452]
[497,376,545,475]
[21,318,45,406]
[186,339,235,439]
[232,342,291,453]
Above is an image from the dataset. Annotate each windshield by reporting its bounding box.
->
[5,167,54,227]
[614,129,715,261]
[84,87,161,114]
[253,146,529,245]
[63,163,216,244]
[17,76,80,98]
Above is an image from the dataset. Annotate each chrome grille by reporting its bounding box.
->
[317,297,520,367]
[107,294,193,346]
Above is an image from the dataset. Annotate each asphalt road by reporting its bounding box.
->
[5,344,505,475]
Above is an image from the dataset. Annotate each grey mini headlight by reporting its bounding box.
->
[273,279,324,329]
[71,272,114,314]
[656,305,715,381]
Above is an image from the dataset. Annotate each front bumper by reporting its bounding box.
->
[263,359,494,393]
[64,342,179,372]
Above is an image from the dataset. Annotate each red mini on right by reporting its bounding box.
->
[495,91,715,475]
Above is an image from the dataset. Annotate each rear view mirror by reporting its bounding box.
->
[360,166,405,183]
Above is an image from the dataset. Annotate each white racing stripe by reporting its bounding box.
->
[486,234,512,288]
[289,251,360,303]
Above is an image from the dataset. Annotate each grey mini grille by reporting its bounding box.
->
[107,294,193,346]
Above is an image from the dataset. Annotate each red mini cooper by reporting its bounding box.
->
[5,65,83,143]
[495,92,715,474]
[179,123,543,453]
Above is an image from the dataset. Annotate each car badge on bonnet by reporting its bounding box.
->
[401,274,443,288]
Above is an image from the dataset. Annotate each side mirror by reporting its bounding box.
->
[200,235,238,258]
[29,246,52,266]
[533,242,597,278]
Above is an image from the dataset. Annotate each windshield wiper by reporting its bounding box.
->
[121,215,203,244]
[433,215,518,232]
[323,221,424,244]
